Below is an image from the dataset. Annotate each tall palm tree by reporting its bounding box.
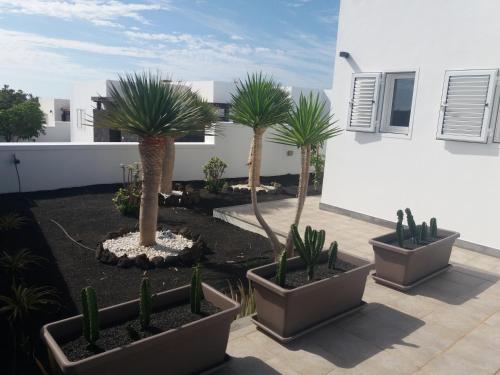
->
[231,73,292,257]
[100,72,211,246]
[271,92,341,255]
[159,97,217,194]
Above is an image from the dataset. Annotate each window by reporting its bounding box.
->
[437,69,497,143]
[380,73,416,134]
[346,73,382,132]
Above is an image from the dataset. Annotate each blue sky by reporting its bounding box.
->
[0,0,339,98]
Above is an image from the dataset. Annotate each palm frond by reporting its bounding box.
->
[230,72,292,130]
[0,213,28,232]
[97,72,217,138]
[270,92,342,147]
[0,284,59,322]
[0,249,46,280]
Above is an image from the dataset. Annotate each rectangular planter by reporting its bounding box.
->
[41,283,239,375]
[369,229,459,288]
[247,251,372,341]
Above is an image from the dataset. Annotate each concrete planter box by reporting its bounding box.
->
[247,251,372,342]
[41,283,239,375]
[369,229,460,290]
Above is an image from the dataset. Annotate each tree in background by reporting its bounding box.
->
[0,85,45,142]
[271,92,341,255]
[99,72,212,246]
[230,73,292,258]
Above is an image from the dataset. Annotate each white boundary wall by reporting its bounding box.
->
[0,123,300,194]
[321,0,500,251]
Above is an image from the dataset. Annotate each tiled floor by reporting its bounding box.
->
[213,197,500,375]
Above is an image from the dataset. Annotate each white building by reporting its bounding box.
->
[321,0,500,254]
[37,97,71,142]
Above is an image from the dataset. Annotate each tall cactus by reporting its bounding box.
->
[420,221,428,242]
[190,264,203,314]
[81,286,99,346]
[405,208,418,243]
[291,224,325,281]
[276,250,287,287]
[140,277,152,330]
[396,209,405,248]
[430,217,438,238]
[327,241,338,269]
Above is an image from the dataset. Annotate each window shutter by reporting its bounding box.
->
[437,70,497,143]
[346,73,381,132]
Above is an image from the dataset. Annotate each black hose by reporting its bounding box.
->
[12,153,21,193]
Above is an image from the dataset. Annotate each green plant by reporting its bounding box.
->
[291,224,325,281]
[0,249,45,285]
[327,241,338,269]
[0,213,28,232]
[430,217,438,238]
[140,277,152,330]
[310,148,325,191]
[112,163,142,216]
[81,286,99,346]
[396,209,405,248]
[190,264,203,314]
[271,92,341,256]
[203,157,228,193]
[405,208,418,244]
[227,280,256,319]
[276,250,287,287]
[420,221,428,242]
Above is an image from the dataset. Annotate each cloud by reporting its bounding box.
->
[0,0,169,27]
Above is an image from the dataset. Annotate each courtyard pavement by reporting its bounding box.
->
[214,197,500,375]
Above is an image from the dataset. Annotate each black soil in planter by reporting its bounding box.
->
[61,299,220,361]
[272,259,357,289]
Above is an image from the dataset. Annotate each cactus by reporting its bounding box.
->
[81,286,99,346]
[420,221,428,242]
[140,277,152,330]
[327,241,338,269]
[276,250,287,287]
[405,208,418,244]
[396,209,405,248]
[430,218,438,238]
[190,264,203,314]
[291,224,325,281]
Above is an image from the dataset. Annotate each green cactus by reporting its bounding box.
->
[396,209,405,248]
[81,286,99,346]
[291,224,325,281]
[327,241,338,269]
[140,277,152,330]
[276,250,287,287]
[405,208,418,244]
[421,221,428,242]
[430,218,438,238]
[190,264,203,314]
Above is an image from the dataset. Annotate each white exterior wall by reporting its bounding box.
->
[321,0,500,251]
[36,121,71,142]
[0,122,300,194]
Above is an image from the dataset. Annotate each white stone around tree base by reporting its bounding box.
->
[230,184,277,193]
[102,230,193,260]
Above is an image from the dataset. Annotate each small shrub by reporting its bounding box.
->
[227,280,256,319]
[291,224,326,281]
[190,264,203,314]
[310,150,325,191]
[396,209,438,248]
[396,209,405,247]
[276,250,287,287]
[112,163,142,216]
[81,286,99,346]
[327,241,338,269]
[203,157,227,193]
[0,213,27,232]
[430,218,438,238]
[139,277,152,330]
[0,249,45,284]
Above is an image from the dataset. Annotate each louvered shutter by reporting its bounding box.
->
[437,70,497,143]
[346,73,381,132]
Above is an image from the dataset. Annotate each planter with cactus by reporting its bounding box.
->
[247,225,372,342]
[369,208,460,290]
[41,270,239,375]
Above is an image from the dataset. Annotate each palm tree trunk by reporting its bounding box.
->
[248,128,265,188]
[138,136,166,246]
[159,136,175,194]
[250,129,282,259]
[285,145,312,256]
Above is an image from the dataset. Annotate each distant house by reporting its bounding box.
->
[321,0,500,254]
[36,97,71,142]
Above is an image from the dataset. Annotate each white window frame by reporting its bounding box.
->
[436,69,497,143]
[380,72,417,135]
[346,72,382,133]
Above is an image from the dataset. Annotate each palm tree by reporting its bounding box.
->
[231,73,292,257]
[159,97,217,194]
[100,72,211,246]
[271,92,341,255]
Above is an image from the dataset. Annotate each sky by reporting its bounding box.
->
[0,0,340,98]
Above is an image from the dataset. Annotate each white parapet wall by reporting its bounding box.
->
[0,123,300,194]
